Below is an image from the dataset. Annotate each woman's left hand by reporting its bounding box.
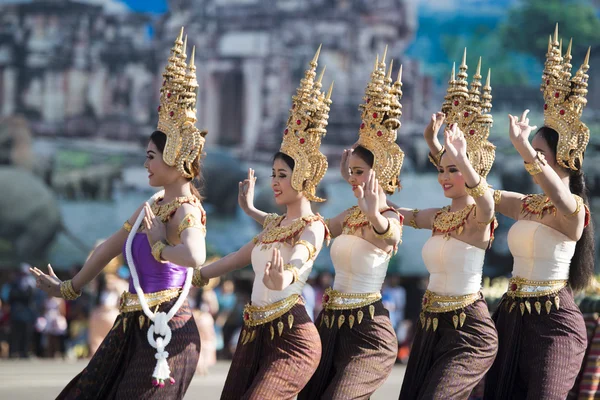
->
[444,123,468,162]
[30,265,62,298]
[263,248,287,291]
[143,203,167,246]
[356,171,381,217]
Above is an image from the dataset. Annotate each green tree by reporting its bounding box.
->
[500,0,600,64]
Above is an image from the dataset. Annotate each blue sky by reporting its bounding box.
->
[122,0,167,13]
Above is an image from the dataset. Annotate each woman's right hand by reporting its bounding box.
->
[424,112,446,141]
[30,264,62,298]
[340,148,351,182]
[238,168,257,212]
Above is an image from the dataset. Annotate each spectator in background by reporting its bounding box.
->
[8,263,36,358]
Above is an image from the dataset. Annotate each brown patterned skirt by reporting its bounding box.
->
[484,286,587,400]
[399,297,498,400]
[57,298,200,400]
[298,299,397,400]
[220,300,321,400]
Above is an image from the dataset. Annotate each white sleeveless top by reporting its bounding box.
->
[250,242,311,307]
[330,234,391,293]
[508,220,575,281]
[422,235,485,296]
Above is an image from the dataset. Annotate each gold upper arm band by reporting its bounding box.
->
[493,190,502,205]
[123,220,133,233]
[296,240,317,261]
[409,209,420,229]
[564,195,584,218]
[177,213,206,237]
[284,263,299,284]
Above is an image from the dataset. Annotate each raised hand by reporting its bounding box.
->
[424,112,446,141]
[340,148,351,182]
[508,110,538,144]
[238,168,257,212]
[144,202,167,246]
[263,248,287,290]
[356,170,380,217]
[444,123,468,163]
[30,264,62,298]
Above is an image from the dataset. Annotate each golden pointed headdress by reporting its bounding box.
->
[441,49,495,178]
[157,28,207,179]
[279,45,333,202]
[541,24,590,170]
[355,47,405,193]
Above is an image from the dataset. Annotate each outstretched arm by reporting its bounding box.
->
[424,112,446,166]
[200,240,255,279]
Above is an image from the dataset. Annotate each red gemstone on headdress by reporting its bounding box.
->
[299,138,305,144]
[284,129,289,135]
[167,93,171,98]
[544,104,548,110]
[360,122,365,129]
[546,79,550,85]
[169,111,174,117]
[292,104,296,109]
[373,112,378,118]
[454,100,459,106]
[244,312,249,321]
[464,112,469,117]
[560,109,565,115]
[157,106,161,112]
[296,119,301,125]
[555,92,560,98]
[423,297,428,305]
[366,98,370,103]
[469,129,475,135]
[377,131,383,137]
[323,294,330,303]
[510,283,517,291]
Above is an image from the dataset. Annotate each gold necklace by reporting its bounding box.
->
[342,206,398,235]
[151,195,200,223]
[521,194,556,219]
[257,214,328,248]
[432,204,476,239]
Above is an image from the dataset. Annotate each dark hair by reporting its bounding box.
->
[537,126,595,291]
[352,145,397,194]
[150,130,204,200]
[273,151,295,171]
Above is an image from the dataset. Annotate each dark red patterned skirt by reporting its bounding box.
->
[399,297,498,400]
[484,286,587,400]
[57,298,200,400]
[298,299,397,400]
[220,301,321,400]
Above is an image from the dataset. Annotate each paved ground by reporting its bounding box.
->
[0,359,406,399]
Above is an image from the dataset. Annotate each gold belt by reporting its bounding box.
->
[507,276,567,298]
[118,288,181,314]
[239,294,300,345]
[505,276,567,315]
[322,288,382,311]
[420,290,480,331]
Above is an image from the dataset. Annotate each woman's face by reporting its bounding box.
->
[271,157,302,205]
[437,153,467,199]
[347,153,373,197]
[144,140,181,187]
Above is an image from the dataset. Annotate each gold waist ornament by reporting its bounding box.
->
[420,290,481,332]
[239,294,300,345]
[320,288,382,330]
[505,276,567,316]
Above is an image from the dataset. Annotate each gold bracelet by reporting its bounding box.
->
[373,219,394,240]
[409,209,420,229]
[283,264,299,284]
[493,190,502,205]
[123,220,133,233]
[428,146,445,167]
[151,241,168,263]
[524,152,547,176]
[465,177,489,199]
[296,240,316,261]
[60,280,81,300]
[192,268,209,287]
[564,195,584,218]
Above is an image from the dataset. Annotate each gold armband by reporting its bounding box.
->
[409,209,420,229]
[177,213,205,237]
[493,190,502,205]
[465,178,489,199]
[564,195,584,218]
[524,152,547,176]
[428,146,445,167]
[192,268,209,287]
[284,264,299,284]
[123,220,133,233]
[296,240,317,261]
[151,241,168,263]
[60,280,81,301]
[373,219,394,240]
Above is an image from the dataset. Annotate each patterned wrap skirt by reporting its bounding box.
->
[220,296,321,400]
[299,297,397,400]
[484,285,587,400]
[399,292,498,400]
[58,295,200,400]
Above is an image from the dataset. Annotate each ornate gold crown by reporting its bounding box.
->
[355,48,405,193]
[441,49,495,178]
[541,24,590,171]
[280,45,333,202]
[157,27,207,179]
